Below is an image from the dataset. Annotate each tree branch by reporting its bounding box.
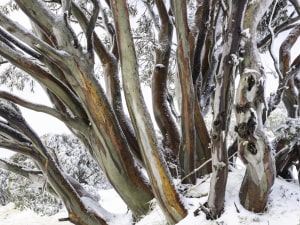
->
[257,16,300,49]
[192,0,211,85]
[71,1,115,63]
[143,0,160,31]
[15,0,57,41]
[173,0,196,184]
[0,158,43,181]
[0,27,41,59]
[279,24,300,76]
[268,0,284,80]
[99,1,115,40]
[73,1,142,164]
[0,140,37,159]
[87,0,100,53]
[152,0,180,172]
[289,0,300,16]
[111,0,187,223]
[0,11,67,63]
[0,41,87,121]
[0,121,31,144]
[0,100,48,162]
[0,91,88,133]
[279,23,300,117]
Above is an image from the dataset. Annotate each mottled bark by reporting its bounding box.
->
[279,24,300,117]
[0,0,297,224]
[0,0,154,221]
[236,0,275,213]
[208,0,248,218]
[173,0,196,184]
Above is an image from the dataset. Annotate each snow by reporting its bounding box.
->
[241,28,251,39]
[0,203,71,225]
[1,168,300,225]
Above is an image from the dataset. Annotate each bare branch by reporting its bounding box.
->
[0,121,31,143]
[268,0,284,80]
[0,11,67,63]
[173,0,196,184]
[99,1,115,40]
[289,0,300,16]
[279,23,300,76]
[0,41,87,121]
[72,1,115,63]
[87,0,100,53]
[0,91,87,133]
[0,100,48,161]
[143,0,160,31]
[0,140,37,159]
[258,16,300,49]
[192,0,211,85]
[73,1,141,164]
[0,91,61,118]
[62,0,71,14]
[0,27,41,59]
[0,158,43,179]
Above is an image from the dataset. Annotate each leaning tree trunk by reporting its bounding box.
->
[235,0,275,212]
[0,0,155,221]
[172,0,197,184]
[111,0,187,224]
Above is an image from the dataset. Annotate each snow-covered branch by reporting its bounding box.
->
[0,91,88,133]
[0,27,41,59]
[0,120,31,144]
[0,41,87,121]
[0,11,67,63]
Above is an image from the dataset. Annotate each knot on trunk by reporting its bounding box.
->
[211,114,224,142]
[235,104,257,139]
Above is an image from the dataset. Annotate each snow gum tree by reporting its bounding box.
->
[0,0,299,224]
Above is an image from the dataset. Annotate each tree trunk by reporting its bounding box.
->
[208,0,248,218]
[236,0,275,212]
[110,0,187,223]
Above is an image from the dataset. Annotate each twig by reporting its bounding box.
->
[193,203,213,219]
[180,158,212,183]
[58,217,70,222]
[268,0,283,80]
[182,175,210,196]
[234,202,240,213]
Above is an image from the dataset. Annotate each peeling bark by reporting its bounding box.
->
[110,0,187,224]
[173,0,196,185]
[208,0,248,218]
[236,0,275,213]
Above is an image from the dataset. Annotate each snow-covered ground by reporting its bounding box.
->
[1,168,300,225]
